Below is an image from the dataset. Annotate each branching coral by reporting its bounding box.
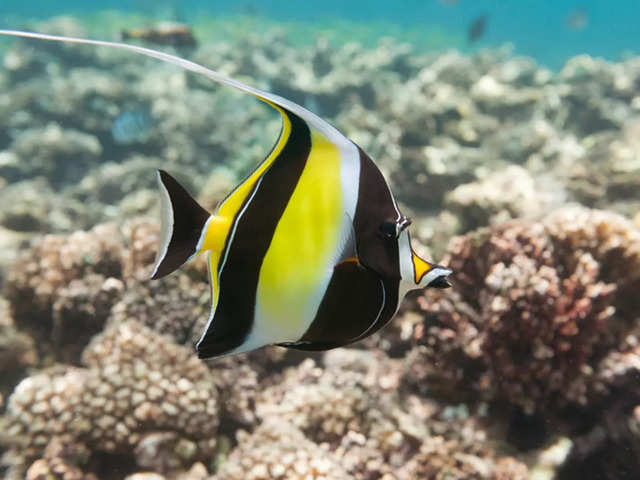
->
[256,351,406,445]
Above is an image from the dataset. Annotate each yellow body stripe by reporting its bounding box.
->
[255,130,343,338]
[199,101,293,315]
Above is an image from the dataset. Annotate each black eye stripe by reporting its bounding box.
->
[379,221,396,238]
[379,216,412,240]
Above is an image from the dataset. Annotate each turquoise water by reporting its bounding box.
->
[1,0,639,68]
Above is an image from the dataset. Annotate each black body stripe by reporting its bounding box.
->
[353,147,402,280]
[355,277,399,340]
[196,111,312,358]
[289,263,399,351]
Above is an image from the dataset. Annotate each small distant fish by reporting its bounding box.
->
[468,14,488,43]
[121,22,197,47]
[0,29,453,360]
[111,109,152,145]
[236,2,261,16]
[567,8,589,32]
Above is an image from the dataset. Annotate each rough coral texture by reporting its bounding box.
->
[408,207,640,413]
[405,206,640,476]
[398,414,529,480]
[1,322,218,478]
[0,320,37,399]
[3,223,123,364]
[214,418,353,480]
[24,436,96,480]
[2,14,640,480]
[255,350,431,479]
[445,165,565,233]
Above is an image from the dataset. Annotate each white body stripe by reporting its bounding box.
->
[340,141,361,225]
[398,230,416,300]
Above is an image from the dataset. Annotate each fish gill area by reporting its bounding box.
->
[0,15,640,480]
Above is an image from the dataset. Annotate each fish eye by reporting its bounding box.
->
[378,221,397,240]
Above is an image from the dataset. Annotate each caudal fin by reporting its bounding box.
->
[151,170,211,279]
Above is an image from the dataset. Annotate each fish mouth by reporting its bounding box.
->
[426,267,453,289]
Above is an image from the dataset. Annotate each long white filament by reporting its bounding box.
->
[0,29,346,141]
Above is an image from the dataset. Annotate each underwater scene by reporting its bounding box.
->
[1,1,640,479]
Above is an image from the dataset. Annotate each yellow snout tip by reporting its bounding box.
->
[412,251,452,288]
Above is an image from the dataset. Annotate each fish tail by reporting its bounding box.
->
[151,170,211,279]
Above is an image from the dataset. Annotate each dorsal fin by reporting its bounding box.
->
[0,29,351,145]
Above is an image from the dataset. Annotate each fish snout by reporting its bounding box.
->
[426,266,453,289]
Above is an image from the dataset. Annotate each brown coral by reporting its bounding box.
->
[214,418,352,480]
[24,436,96,480]
[256,351,405,445]
[392,398,528,480]
[254,350,426,478]
[0,320,37,400]
[3,223,123,363]
[1,321,218,477]
[406,207,640,413]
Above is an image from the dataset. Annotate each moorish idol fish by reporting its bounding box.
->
[0,29,453,359]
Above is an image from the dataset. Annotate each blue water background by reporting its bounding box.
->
[0,0,638,69]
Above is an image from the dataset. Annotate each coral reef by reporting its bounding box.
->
[1,321,218,478]
[408,207,640,410]
[397,413,529,480]
[2,13,640,479]
[405,206,640,476]
[3,223,123,363]
[214,419,351,480]
[24,436,96,480]
[444,165,565,233]
[0,299,37,401]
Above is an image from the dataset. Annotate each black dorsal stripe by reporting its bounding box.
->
[153,170,211,280]
[196,111,312,358]
[353,147,402,280]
